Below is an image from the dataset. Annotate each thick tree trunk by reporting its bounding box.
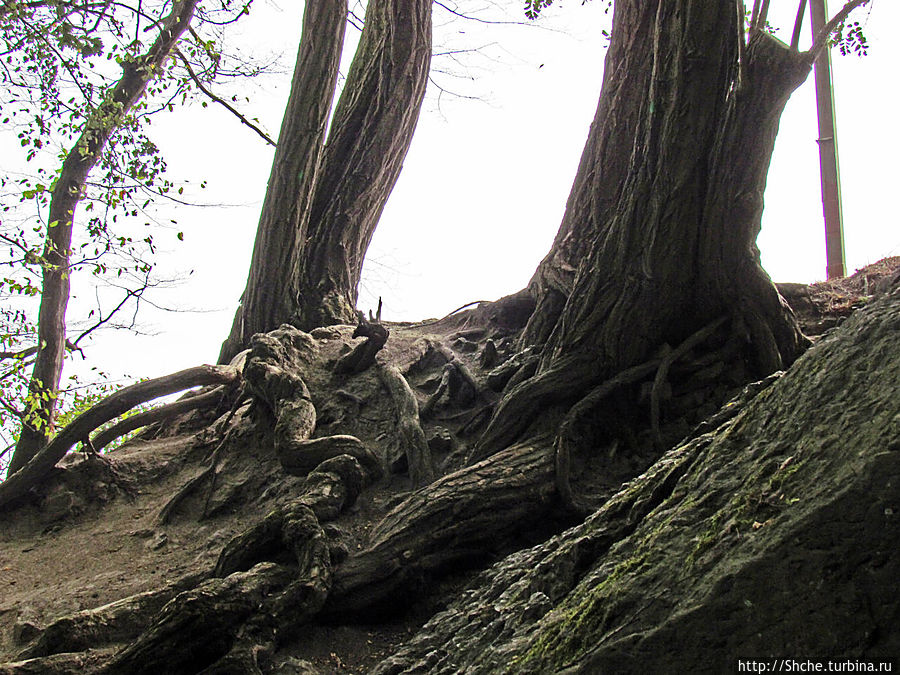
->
[220,0,432,362]
[292,0,432,331]
[218,0,347,364]
[520,0,661,347]
[483,0,813,458]
[10,0,200,475]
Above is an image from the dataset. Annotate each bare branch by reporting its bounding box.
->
[174,47,275,146]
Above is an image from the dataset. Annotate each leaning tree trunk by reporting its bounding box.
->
[10,0,200,474]
[520,0,660,347]
[478,0,815,458]
[293,0,433,332]
[218,0,348,365]
[220,0,432,363]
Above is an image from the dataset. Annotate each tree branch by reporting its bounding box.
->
[806,0,868,60]
[791,0,808,50]
[175,48,275,147]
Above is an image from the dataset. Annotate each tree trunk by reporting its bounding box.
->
[292,0,432,331]
[218,0,347,364]
[520,0,661,347]
[482,0,814,458]
[9,0,200,475]
[220,0,432,362]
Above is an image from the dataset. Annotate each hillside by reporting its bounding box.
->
[0,259,897,674]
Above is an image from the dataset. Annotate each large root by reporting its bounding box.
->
[377,361,435,488]
[101,455,365,673]
[325,436,559,618]
[0,365,240,509]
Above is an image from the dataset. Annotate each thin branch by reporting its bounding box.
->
[434,0,526,26]
[791,0,808,50]
[806,0,869,60]
[749,0,762,34]
[174,48,275,146]
[0,345,38,361]
[70,277,153,349]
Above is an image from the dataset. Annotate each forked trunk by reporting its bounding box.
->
[220,0,432,363]
[218,0,347,364]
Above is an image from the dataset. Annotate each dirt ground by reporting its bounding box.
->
[1,257,897,672]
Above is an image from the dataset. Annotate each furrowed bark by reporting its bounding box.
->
[11,0,200,474]
[292,0,433,330]
[490,0,815,458]
[219,0,347,363]
[520,0,660,347]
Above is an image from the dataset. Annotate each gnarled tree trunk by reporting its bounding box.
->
[480,0,816,459]
[220,0,432,363]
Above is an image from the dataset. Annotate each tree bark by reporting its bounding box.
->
[220,0,433,362]
[520,0,660,347]
[10,0,200,474]
[486,0,815,458]
[218,0,347,363]
[292,0,433,331]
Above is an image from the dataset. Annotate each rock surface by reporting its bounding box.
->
[373,287,900,673]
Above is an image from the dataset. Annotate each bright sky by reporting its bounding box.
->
[47,0,900,383]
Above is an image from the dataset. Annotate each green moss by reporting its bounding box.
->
[511,553,648,672]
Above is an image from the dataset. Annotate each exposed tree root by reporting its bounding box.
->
[325,436,558,618]
[156,391,249,526]
[334,314,389,375]
[420,364,452,420]
[100,563,297,675]
[96,454,366,673]
[0,365,240,509]
[649,316,728,450]
[277,434,383,481]
[485,346,537,392]
[430,343,479,404]
[0,650,110,675]
[376,361,435,488]
[17,572,208,661]
[554,359,661,515]
[471,352,601,463]
[91,384,233,452]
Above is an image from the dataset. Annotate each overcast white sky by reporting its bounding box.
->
[59,0,900,382]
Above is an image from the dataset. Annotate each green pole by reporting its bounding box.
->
[810,0,846,279]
